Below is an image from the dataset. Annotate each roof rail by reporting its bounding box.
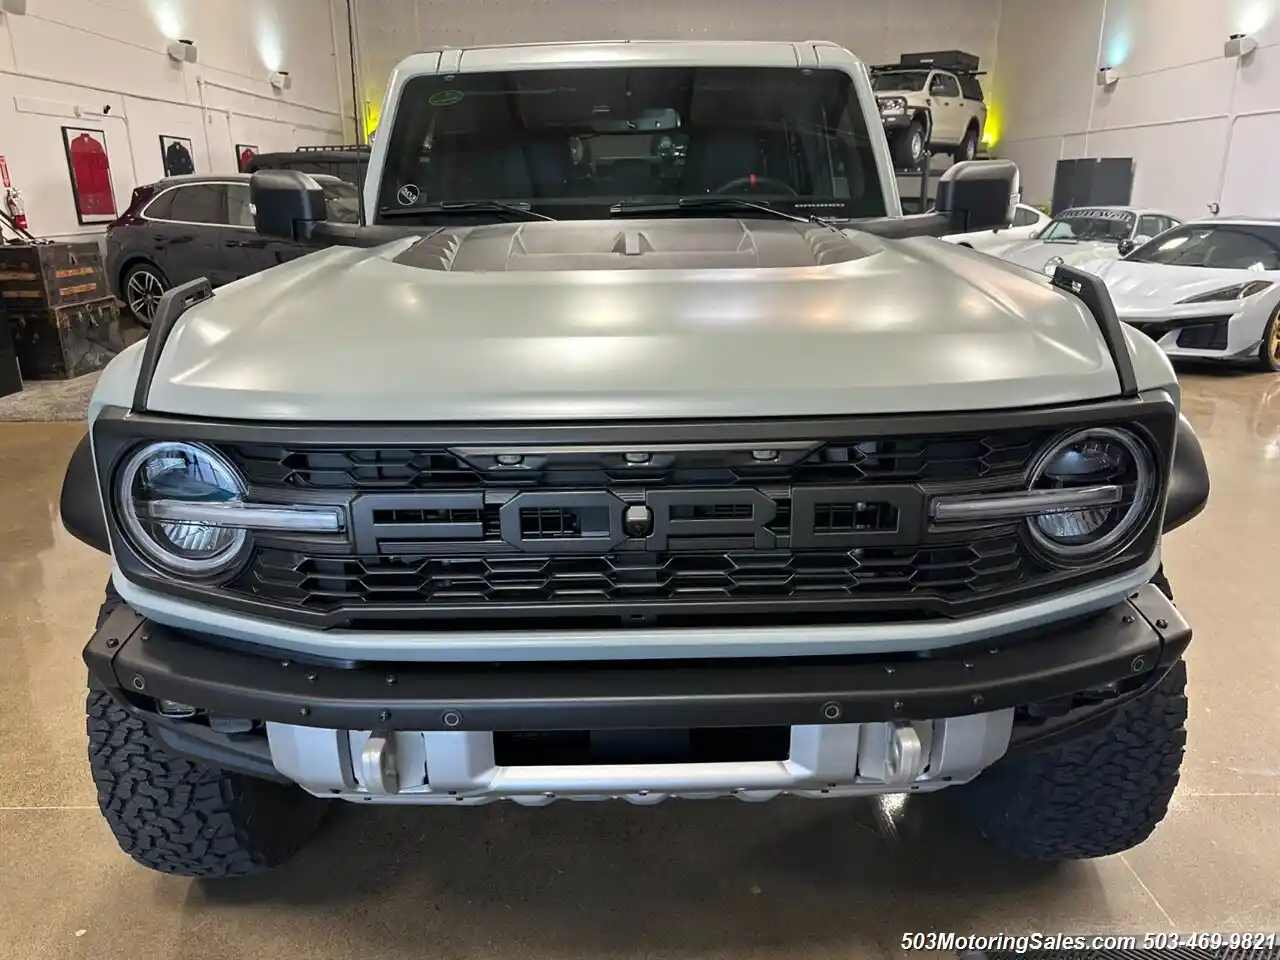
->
[294,144,371,153]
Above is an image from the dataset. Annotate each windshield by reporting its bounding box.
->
[375,66,886,222]
[1039,209,1136,242]
[1128,223,1280,270]
[872,71,929,92]
[321,180,360,224]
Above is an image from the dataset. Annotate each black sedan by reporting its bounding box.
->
[105,173,360,326]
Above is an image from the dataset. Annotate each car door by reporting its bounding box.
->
[157,183,241,288]
[928,72,962,143]
[224,182,308,279]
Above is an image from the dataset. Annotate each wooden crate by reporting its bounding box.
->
[0,242,109,312]
[0,307,20,398]
[8,297,124,380]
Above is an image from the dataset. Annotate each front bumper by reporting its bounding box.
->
[880,113,911,132]
[1123,309,1266,362]
[85,585,1191,802]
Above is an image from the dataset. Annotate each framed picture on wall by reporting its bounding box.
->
[236,145,259,173]
[61,126,117,225]
[160,135,196,177]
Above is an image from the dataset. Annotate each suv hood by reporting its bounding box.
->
[143,219,1124,421]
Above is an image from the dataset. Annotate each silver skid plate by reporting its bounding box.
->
[266,713,1014,805]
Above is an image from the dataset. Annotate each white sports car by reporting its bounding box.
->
[1075,218,1280,372]
[943,203,1050,252]
[985,206,1181,275]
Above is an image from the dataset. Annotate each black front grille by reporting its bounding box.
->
[223,428,1050,491]
[1128,316,1232,349]
[235,534,1028,614]
[1175,320,1229,350]
[200,420,1144,626]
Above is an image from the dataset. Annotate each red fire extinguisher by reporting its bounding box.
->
[4,187,27,232]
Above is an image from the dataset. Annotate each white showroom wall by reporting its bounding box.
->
[992,0,1280,218]
[346,0,1004,137]
[0,0,353,241]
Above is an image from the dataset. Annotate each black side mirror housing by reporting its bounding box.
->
[1117,238,1136,256]
[251,170,327,241]
[935,159,1019,234]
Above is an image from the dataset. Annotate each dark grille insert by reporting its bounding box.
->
[1175,320,1229,350]
[222,428,1051,491]
[232,535,1028,612]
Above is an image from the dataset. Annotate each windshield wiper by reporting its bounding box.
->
[610,196,834,227]
[379,200,555,221]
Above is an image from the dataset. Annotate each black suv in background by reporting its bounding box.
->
[105,173,360,326]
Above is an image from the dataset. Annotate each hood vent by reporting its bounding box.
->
[393,220,870,273]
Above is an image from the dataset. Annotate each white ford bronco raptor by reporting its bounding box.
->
[62,39,1209,878]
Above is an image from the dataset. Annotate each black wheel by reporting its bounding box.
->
[952,125,979,162]
[1259,308,1280,372]
[964,660,1187,859]
[122,262,168,328]
[86,588,325,877]
[891,120,927,170]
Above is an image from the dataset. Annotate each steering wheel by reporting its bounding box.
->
[714,175,798,196]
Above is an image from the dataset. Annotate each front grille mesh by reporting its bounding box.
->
[236,534,1026,612]
[209,424,1076,624]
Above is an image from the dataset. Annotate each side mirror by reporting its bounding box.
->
[251,170,327,241]
[1117,238,1140,256]
[935,159,1019,234]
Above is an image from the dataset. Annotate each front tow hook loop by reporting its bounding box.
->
[361,734,400,796]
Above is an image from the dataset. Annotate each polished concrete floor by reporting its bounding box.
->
[2,369,1278,959]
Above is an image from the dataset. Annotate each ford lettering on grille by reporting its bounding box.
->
[350,486,926,556]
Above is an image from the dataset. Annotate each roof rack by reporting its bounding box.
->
[873,50,984,75]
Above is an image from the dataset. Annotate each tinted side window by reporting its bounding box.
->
[1013,206,1040,227]
[168,184,227,224]
[144,190,175,220]
[1137,215,1163,238]
[227,184,254,227]
[958,74,984,101]
[934,74,961,97]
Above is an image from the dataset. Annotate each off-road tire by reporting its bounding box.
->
[86,586,326,878]
[891,120,926,170]
[952,125,979,162]
[965,659,1187,859]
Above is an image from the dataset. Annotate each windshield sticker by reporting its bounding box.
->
[396,184,420,206]
[428,89,464,107]
[1062,208,1133,220]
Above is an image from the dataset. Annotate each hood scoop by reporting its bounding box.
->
[393,219,870,273]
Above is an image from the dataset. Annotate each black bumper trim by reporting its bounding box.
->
[85,585,1190,733]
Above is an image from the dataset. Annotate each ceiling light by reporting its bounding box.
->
[1097,66,1119,88]
[269,71,292,92]
[166,39,198,63]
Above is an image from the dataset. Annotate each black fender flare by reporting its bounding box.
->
[910,107,932,139]
[61,433,110,554]
[1163,414,1210,533]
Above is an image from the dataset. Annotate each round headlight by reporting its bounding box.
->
[116,442,249,576]
[1043,255,1065,276]
[1027,427,1156,564]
